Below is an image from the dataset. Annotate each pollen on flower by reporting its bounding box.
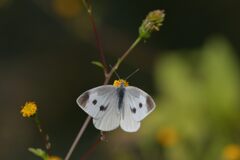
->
[20,101,37,117]
[113,79,129,87]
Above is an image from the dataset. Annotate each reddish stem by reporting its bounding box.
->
[88,12,108,73]
[79,137,102,160]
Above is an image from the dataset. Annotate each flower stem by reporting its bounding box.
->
[34,115,51,155]
[82,0,108,74]
[79,136,101,160]
[104,36,142,83]
[64,116,91,160]
[116,36,142,68]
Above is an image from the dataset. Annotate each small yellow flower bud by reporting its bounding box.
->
[20,101,37,117]
[139,10,165,39]
[113,79,129,87]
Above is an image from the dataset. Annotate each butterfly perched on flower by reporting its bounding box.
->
[76,79,156,132]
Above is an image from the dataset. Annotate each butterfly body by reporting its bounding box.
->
[117,83,126,110]
[77,80,156,132]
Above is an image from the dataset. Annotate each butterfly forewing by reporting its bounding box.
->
[76,85,117,119]
[125,86,156,122]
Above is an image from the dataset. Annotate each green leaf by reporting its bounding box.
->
[91,61,104,69]
[28,148,48,160]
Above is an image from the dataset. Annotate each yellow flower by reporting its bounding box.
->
[20,101,37,117]
[222,144,240,160]
[156,127,178,147]
[113,79,129,87]
[48,155,62,160]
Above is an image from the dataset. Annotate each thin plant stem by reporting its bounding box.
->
[104,36,142,83]
[64,116,92,160]
[34,115,51,155]
[79,137,101,160]
[88,13,108,73]
[82,0,108,74]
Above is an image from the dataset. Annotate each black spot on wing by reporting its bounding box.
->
[130,107,136,114]
[146,96,154,111]
[100,104,108,111]
[92,99,97,105]
[78,92,89,107]
[139,103,143,108]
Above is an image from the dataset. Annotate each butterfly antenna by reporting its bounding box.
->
[109,64,121,79]
[125,68,140,80]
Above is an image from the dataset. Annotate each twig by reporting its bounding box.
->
[104,36,142,83]
[79,137,102,160]
[83,0,108,74]
[88,14,108,74]
[34,114,51,155]
[64,116,92,160]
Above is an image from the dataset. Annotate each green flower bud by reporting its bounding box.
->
[139,10,165,39]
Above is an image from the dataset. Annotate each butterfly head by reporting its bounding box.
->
[113,79,129,88]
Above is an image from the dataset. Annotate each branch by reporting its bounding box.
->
[64,116,91,160]
[104,36,142,84]
[82,0,108,74]
[79,137,101,160]
[34,114,51,155]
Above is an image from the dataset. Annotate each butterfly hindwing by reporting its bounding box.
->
[76,85,116,119]
[120,99,140,132]
[93,96,121,131]
[125,86,156,122]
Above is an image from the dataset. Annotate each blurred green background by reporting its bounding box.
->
[0,0,239,159]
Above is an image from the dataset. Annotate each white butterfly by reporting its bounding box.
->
[76,79,156,132]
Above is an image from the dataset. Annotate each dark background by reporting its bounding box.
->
[0,0,239,159]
